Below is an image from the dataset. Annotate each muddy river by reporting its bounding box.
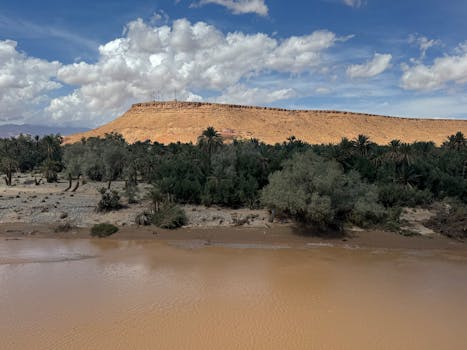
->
[1,238,467,349]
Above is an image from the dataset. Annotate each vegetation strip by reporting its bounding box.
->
[0,129,465,237]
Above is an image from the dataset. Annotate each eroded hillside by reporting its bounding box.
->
[65,101,467,145]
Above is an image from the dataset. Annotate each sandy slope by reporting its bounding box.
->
[65,101,467,145]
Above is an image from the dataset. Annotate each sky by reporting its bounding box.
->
[1,0,467,127]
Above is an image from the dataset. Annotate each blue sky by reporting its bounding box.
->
[1,0,467,127]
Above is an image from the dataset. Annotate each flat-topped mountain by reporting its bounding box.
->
[65,101,467,145]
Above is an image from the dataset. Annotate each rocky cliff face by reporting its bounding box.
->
[64,101,467,145]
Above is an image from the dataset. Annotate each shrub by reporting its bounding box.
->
[261,152,386,230]
[91,223,119,237]
[151,204,187,229]
[86,163,104,181]
[427,199,467,239]
[97,188,121,212]
[383,207,403,232]
[135,212,151,226]
[125,182,139,204]
[349,192,387,228]
[378,183,433,208]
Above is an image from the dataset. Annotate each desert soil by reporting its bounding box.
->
[65,101,467,145]
[0,174,271,229]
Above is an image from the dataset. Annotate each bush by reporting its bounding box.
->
[378,183,433,208]
[151,204,187,229]
[384,207,403,232]
[91,223,119,237]
[349,191,387,228]
[125,182,139,204]
[135,212,151,226]
[261,152,386,230]
[86,163,104,181]
[97,188,121,212]
[427,199,467,239]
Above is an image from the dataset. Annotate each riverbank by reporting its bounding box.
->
[0,176,271,228]
[1,175,465,251]
[1,222,465,252]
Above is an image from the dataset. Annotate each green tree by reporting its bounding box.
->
[443,131,466,151]
[354,134,372,157]
[39,135,63,182]
[261,151,385,230]
[0,138,19,186]
[197,127,223,169]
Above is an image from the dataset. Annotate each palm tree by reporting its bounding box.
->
[444,131,466,151]
[41,135,62,160]
[412,141,435,155]
[334,137,355,170]
[397,143,414,170]
[40,135,63,182]
[287,135,297,144]
[0,138,19,186]
[197,127,223,167]
[354,134,372,157]
[384,140,414,185]
[385,139,401,162]
[1,157,17,186]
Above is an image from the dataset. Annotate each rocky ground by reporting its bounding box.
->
[0,174,272,229]
[400,207,438,237]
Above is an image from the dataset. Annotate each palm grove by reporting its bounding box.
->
[0,128,466,236]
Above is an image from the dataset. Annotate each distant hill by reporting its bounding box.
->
[0,124,90,138]
[64,101,467,145]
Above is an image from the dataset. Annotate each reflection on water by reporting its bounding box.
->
[1,239,467,349]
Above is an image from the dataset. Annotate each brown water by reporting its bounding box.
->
[1,239,467,349]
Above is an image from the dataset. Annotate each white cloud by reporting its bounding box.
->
[193,0,268,16]
[150,10,170,25]
[0,40,61,123]
[48,18,342,125]
[346,53,392,78]
[343,0,363,8]
[401,47,467,91]
[215,84,296,104]
[315,87,331,94]
[408,34,440,59]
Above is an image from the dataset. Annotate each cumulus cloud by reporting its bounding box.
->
[48,18,342,125]
[401,51,467,90]
[0,40,61,123]
[193,0,268,16]
[346,53,392,78]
